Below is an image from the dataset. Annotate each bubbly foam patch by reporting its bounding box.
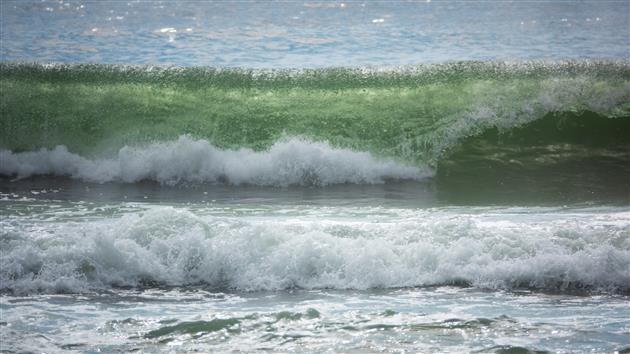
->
[0,136,431,186]
[1,207,628,295]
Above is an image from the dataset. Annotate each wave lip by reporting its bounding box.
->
[0,136,431,186]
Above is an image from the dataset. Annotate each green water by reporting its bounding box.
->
[2,61,628,166]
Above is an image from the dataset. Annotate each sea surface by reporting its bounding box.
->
[1,1,629,353]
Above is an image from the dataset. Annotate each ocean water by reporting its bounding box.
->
[1,1,629,353]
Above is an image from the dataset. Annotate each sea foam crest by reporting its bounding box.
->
[0,136,430,186]
[1,207,629,295]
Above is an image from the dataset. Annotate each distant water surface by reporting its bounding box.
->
[1,1,628,67]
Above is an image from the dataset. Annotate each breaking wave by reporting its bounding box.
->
[0,136,429,186]
[1,60,628,187]
[2,206,628,295]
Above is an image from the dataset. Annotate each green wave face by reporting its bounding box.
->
[1,61,629,166]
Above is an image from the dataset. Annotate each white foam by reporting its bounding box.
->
[1,207,628,294]
[0,136,431,186]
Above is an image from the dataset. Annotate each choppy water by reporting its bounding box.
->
[1,1,629,353]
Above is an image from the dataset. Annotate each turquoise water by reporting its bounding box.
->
[1,1,630,353]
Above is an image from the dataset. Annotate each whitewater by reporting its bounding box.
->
[2,204,629,295]
[0,137,429,186]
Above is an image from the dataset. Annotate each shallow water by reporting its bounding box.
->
[2,288,629,353]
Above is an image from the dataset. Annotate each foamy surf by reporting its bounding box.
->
[2,206,628,295]
[0,136,431,186]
